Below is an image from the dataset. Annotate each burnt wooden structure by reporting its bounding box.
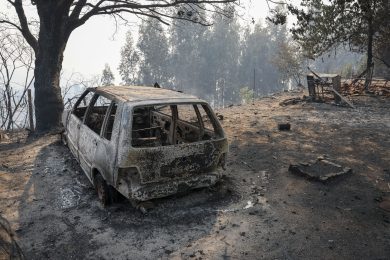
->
[307,73,341,101]
[306,68,354,108]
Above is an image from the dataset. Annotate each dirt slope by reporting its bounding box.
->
[0,92,389,259]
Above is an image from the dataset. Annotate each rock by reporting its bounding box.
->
[278,123,291,131]
[216,113,224,120]
[289,230,296,235]
[328,240,335,249]
[378,196,390,212]
[289,159,352,182]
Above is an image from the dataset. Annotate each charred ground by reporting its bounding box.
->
[0,91,389,259]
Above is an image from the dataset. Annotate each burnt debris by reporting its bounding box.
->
[289,158,352,182]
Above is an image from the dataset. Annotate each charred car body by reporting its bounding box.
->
[62,86,228,205]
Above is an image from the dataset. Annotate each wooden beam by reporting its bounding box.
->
[329,88,355,109]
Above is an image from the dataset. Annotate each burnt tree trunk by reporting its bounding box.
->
[33,3,71,132]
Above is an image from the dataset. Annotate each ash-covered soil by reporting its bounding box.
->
[1,92,389,259]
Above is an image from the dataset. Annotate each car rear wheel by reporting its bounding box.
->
[95,174,111,206]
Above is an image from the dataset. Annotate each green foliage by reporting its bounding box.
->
[137,17,171,86]
[118,31,139,85]
[239,87,254,104]
[203,7,241,104]
[169,5,209,94]
[285,0,390,86]
[310,46,363,75]
[289,0,389,62]
[239,21,287,95]
[101,63,115,86]
[272,39,304,86]
[119,4,302,104]
[340,63,353,78]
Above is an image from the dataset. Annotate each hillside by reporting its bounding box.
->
[0,91,389,259]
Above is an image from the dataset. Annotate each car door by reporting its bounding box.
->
[66,90,95,161]
[94,101,120,185]
[77,94,112,181]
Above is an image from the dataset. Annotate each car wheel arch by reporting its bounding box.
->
[92,167,115,186]
[92,167,106,185]
[92,167,120,205]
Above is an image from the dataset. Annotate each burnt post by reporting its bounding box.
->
[28,89,34,131]
[307,75,316,99]
[332,75,342,104]
[253,68,256,104]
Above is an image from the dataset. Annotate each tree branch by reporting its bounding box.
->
[0,19,22,31]
[68,0,236,31]
[69,0,88,20]
[373,55,390,68]
[12,0,38,53]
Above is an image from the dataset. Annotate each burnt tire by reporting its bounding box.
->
[95,174,111,207]
[108,185,121,203]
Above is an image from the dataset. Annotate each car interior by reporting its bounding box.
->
[131,104,221,148]
[73,92,116,140]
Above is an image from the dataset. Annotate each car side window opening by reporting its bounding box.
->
[84,95,112,135]
[103,102,117,141]
[176,104,201,143]
[197,104,223,139]
[131,103,222,148]
[131,105,171,147]
[72,91,94,121]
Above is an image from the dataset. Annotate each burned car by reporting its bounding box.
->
[62,86,228,206]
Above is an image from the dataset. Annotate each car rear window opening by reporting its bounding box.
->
[131,104,222,148]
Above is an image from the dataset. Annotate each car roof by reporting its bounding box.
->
[91,85,202,103]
